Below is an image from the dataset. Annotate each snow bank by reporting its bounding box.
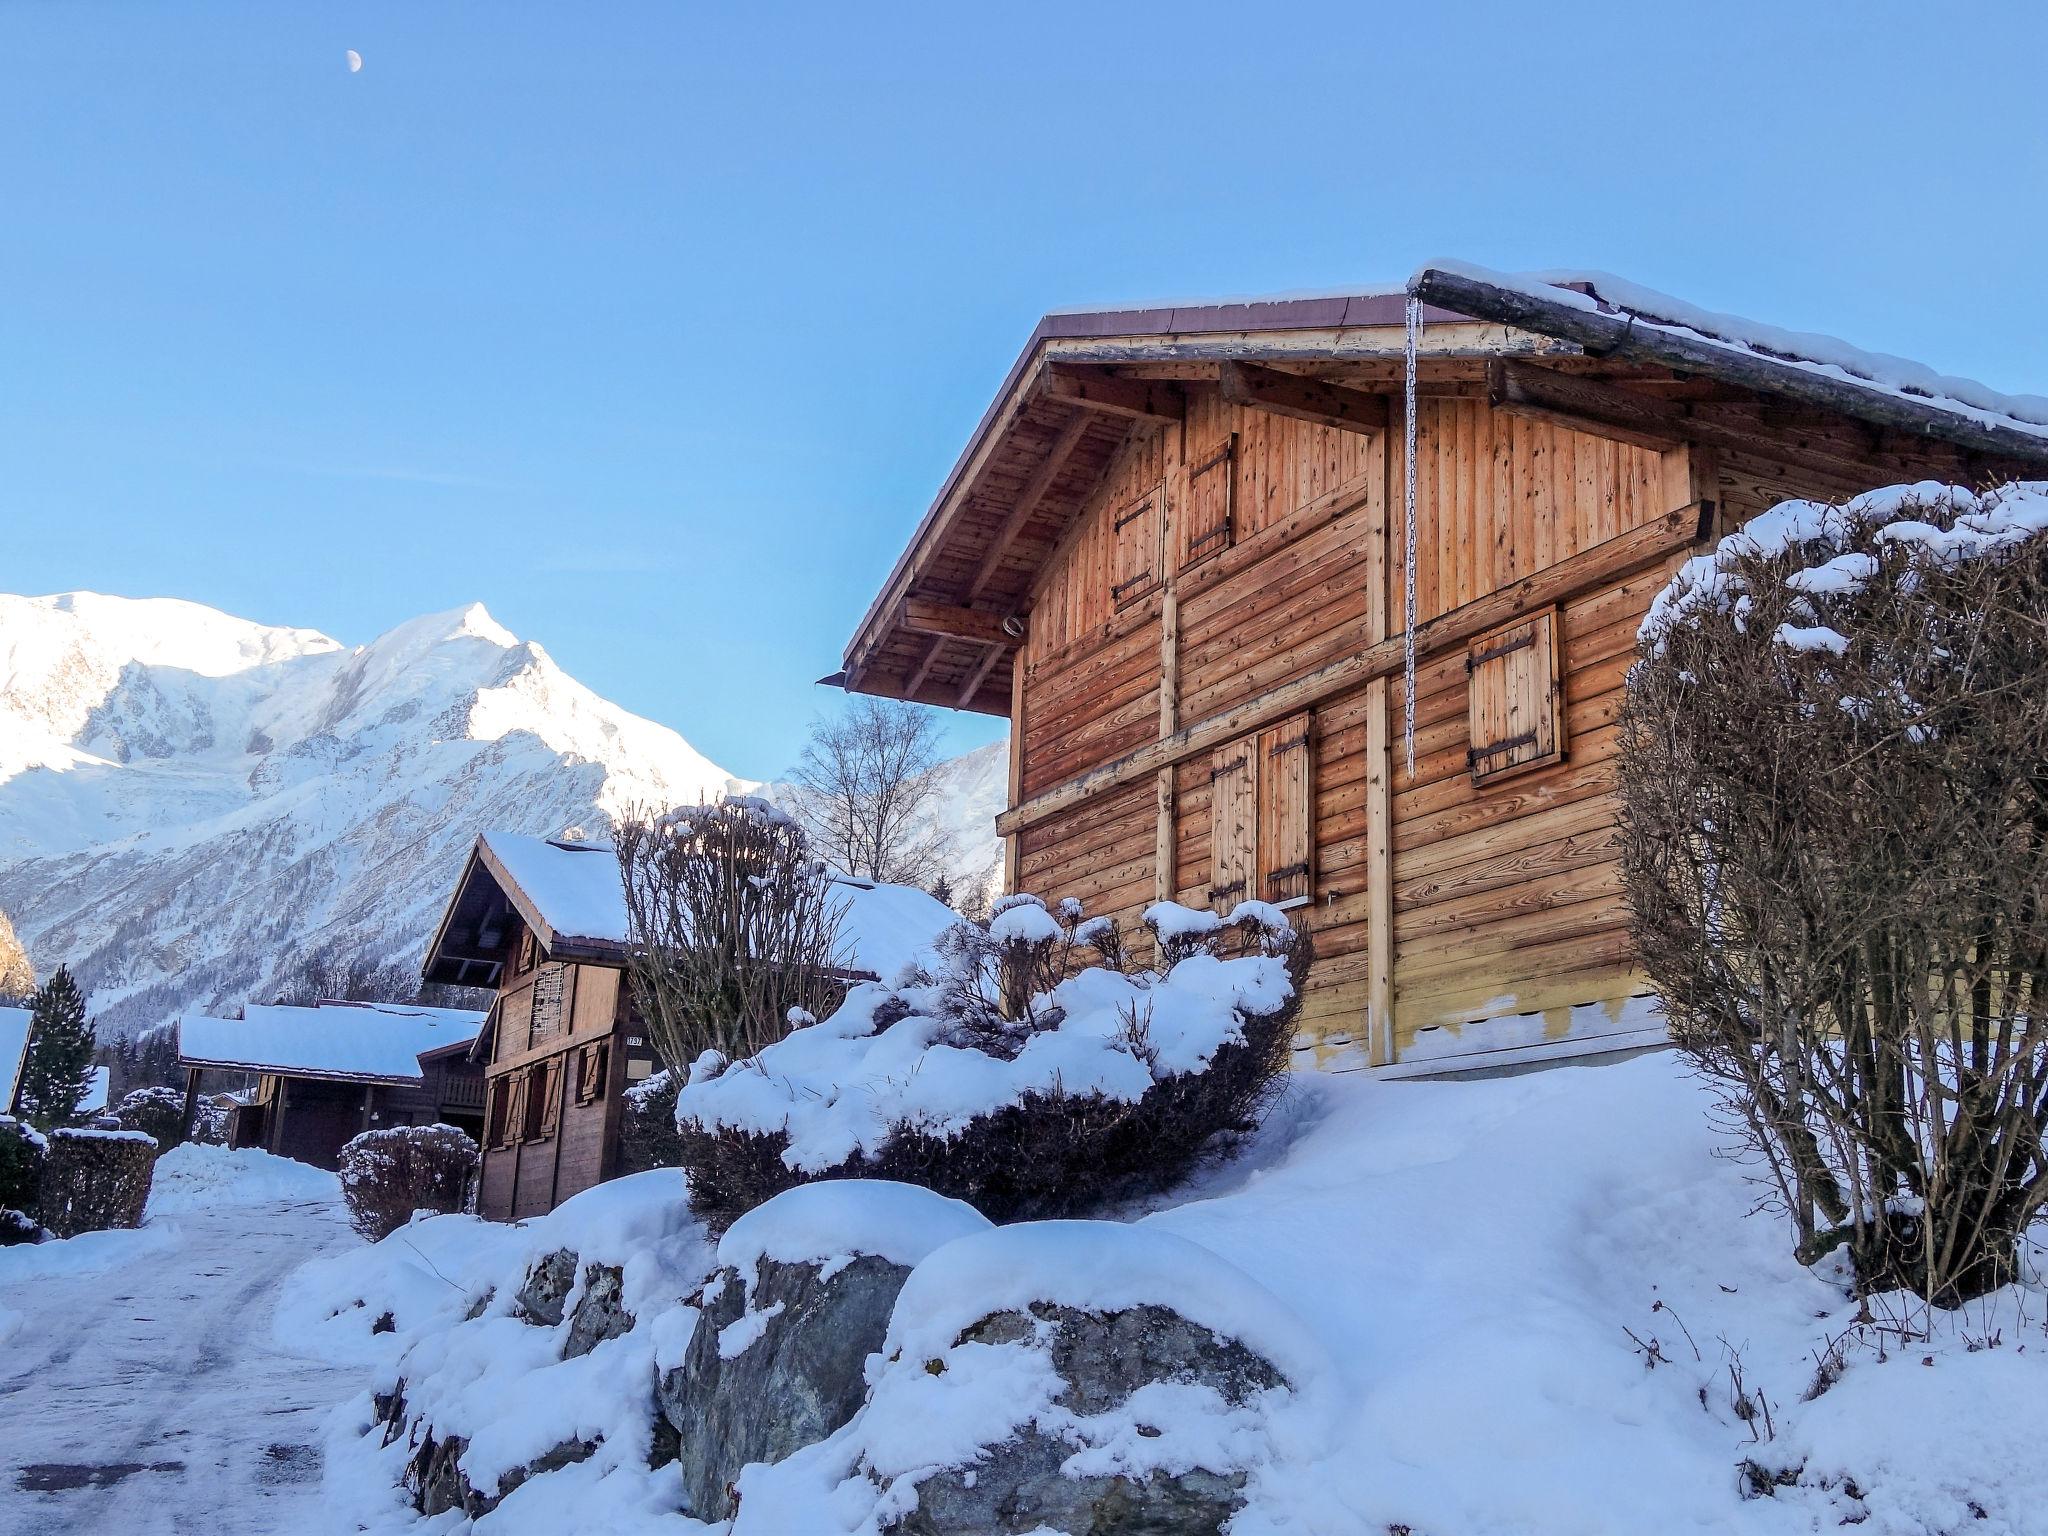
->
[147,1141,342,1215]
[677,944,1294,1174]
[717,1180,990,1281]
[0,1220,177,1284]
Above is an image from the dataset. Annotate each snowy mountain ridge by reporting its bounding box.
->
[0,593,1003,1036]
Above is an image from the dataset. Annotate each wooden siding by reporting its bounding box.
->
[1007,370,2020,1072]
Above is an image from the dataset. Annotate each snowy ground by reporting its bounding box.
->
[0,1145,358,1536]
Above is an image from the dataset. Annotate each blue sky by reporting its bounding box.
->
[5,3,2044,778]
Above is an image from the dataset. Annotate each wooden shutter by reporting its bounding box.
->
[536,1060,562,1139]
[497,1074,526,1147]
[1257,712,1313,904]
[577,1042,609,1105]
[1179,433,1236,571]
[486,1078,511,1148]
[1466,608,1565,785]
[1111,487,1161,608]
[1209,740,1257,909]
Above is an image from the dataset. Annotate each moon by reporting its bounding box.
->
[345,49,363,73]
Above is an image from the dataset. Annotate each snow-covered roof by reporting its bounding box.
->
[79,1065,108,1116]
[178,999,485,1085]
[0,1006,29,1109]
[434,831,960,983]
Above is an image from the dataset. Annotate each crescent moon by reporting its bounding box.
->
[345,49,363,73]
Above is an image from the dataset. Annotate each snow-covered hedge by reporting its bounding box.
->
[672,895,1311,1227]
[340,1123,479,1241]
[0,1114,46,1222]
[39,1125,156,1238]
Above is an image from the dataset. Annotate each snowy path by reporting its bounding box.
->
[0,1189,363,1536]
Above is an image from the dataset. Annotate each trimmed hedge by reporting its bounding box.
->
[40,1127,157,1238]
[340,1124,479,1241]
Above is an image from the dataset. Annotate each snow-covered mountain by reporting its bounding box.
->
[0,593,1002,1036]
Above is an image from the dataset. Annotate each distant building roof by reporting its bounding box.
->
[424,830,961,989]
[178,998,485,1085]
[0,1006,29,1110]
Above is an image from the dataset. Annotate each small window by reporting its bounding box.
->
[1466,608,1565,785]
[1111,486,1162,608]
[1179,433,1236,571]
[576,1042,609,1105]
[1210,711,1313,911]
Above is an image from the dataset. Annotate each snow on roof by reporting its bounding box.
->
[0,1007,29,1108]
[477,831,960,981]
[79,1065,108,1116]
[1415,260,2048,445]
[178,999,485,1084]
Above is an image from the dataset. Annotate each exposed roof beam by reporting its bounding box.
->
[903,637,948,698]
[1412,267,2048,466]
[963,410,1092,604]
[1219,360,1390,435]
[1488,360,1685,453]
[956,641,1007,708]
[902,598,1021,647]
[1040,363,1186,423]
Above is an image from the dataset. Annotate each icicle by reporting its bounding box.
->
[1402,294,1421,778]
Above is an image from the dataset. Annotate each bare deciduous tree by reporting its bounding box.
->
[789,698,954,887]
[1620,484,2048,1308]
[616,797,847,1068]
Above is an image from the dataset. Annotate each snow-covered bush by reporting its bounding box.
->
[673,895,1310,1229]
[619,1067,684,1174]
[106,1085,219,1149]
[1622,480,2048,1305]
[0,1114,46,1222]
[38,1126,156,1238]
[339,1124,479,1241]
[616,796,848,1068]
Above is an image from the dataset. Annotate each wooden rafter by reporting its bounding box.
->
[1218,360,1390,435]
[1040,363,1186,423]
[956,641,1007,708]
[904,637,949,698]
[963,410,1091,604]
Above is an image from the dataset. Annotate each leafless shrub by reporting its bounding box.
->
[615,797,847,1069]
[1621,483,2048,1307]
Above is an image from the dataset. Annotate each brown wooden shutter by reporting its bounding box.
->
[500,1074,527,1147]
[1208,739,1257,909]
[1111,487,1161,608]
[1466,608,1565,785]
[1257,712,1313,904]
[537,1060,562,1139]
[1179,433,1237,571]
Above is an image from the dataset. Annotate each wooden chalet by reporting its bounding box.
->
[423,831,958,1221]
[177,1000,486,1169]
[835,264,2048,1075]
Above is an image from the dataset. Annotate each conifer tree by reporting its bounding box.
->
[16,966,95,1130]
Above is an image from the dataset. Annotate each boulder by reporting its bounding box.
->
[407,1427,596,1518]
[894,1303,1286,1536]
[514,1248,577,1326]
[563,1261,633,1359]
[661,1253,912,1521]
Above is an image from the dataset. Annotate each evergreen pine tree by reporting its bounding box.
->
[16,966,95,1130]
[928,872,956,911]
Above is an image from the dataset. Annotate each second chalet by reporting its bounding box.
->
[423,831,958,1220]
[832,264,2048,1077]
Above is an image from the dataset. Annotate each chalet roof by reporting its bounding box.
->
[839,263,2048,713]
[422,831,960,989]
[0,1007,29,1110]
[178,999,485,1086]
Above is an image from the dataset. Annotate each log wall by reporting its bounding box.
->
[1010,371,2004,1071]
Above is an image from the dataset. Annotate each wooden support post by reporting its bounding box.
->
[1365,677,1395,1065]
[1154,589,1180,905]
[179,1066,202,1144]
[1003,655,1025,895]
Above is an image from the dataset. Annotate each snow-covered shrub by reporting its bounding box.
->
[38,1126,156,1238]
[1622,481,2048,1306]
[619,1067,684,1174]
[106,1085,199,1149]
[0,1114,46,1220]
[673,895,1310,1229]
[339,1124,478,1242]
[616,796,848,1068]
